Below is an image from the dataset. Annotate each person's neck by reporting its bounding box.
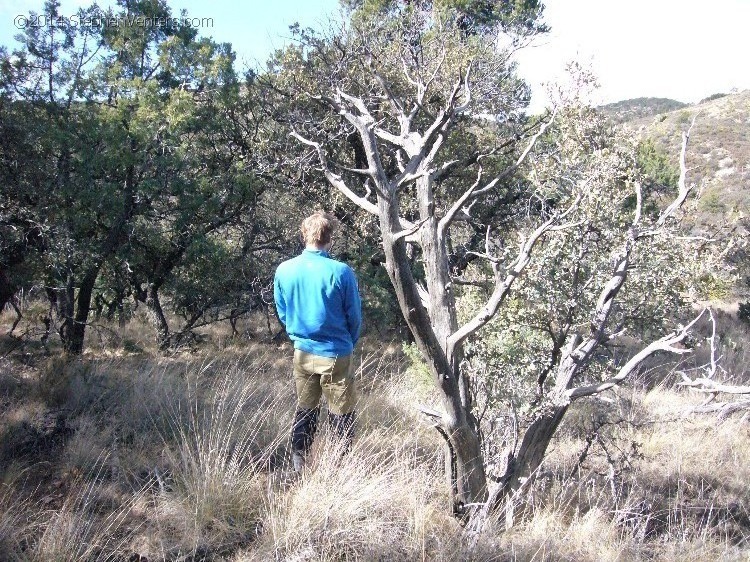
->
[306,244,329,253]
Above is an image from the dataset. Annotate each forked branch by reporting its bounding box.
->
[446,191,582,359]
[290,130,380,215]
[566,310,706,400]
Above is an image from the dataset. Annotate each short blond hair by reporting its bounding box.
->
[301,211,338,246]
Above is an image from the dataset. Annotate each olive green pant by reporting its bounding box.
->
[293,349,356,415]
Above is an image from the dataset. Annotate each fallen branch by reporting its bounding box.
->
[678,376,750,395]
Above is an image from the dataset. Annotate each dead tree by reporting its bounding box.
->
[288,15,705,520]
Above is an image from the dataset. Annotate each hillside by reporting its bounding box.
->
[599,97,688,123]
[606,91,750,302]
[615,91,750,220]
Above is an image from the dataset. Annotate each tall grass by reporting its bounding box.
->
[153,358,290,551]
[0,481,28,561]
[1,318,749,560]
[2,460,144,562]
[256,433,456,561]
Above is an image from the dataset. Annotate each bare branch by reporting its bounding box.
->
[416,48,447,109]
[387,89,461,191]
[676,310,750,395]
[465,250,500,264]
[654,115,697,227]
[470,110,556,199]
[566,310,706,400]
[335,164,376,176]
[400,56,419,89]
[433,120,541,184]
[558,232,639,384]
[454,61,473,114]
[632,181,643,227]
[438,164,485,237]
[416,404,444,421]
[706,308,719,379]
[374,127,408,147]
[366,52,405,115]
[301,89,422,233]
[413,67,468,157]
[392,217,429,243]
[553,118,700,394]
[391,157,429,189]
[437,113,558,236]
[689,399,750,419]
[679,377,750,395]
[447,192,582,358]
[368,64,473,194]
[337,88,374,120]
[290,130,379,215]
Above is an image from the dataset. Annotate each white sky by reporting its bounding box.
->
[516,0,750,111]
[2,0,749,108]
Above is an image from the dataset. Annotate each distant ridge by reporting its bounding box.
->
[617,90,750,221]
[598,97,688,123]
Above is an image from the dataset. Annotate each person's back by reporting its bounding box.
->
[274,249,360,358]
[273,211,362,473]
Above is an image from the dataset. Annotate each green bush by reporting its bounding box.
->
[700,92,728,104]
[698,188,726,213]
[677,110,692,125]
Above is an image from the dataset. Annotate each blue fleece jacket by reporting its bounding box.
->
[273,249,361,358]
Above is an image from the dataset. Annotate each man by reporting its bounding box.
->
[274,211,362,472]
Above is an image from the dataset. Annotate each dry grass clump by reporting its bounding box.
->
[151,362,290,553]
[515,381,750,561]
[0,482,28,561]
[488,501,749,562]
[23,488,138,561]
[1,462,142,562]
[0,346,298,560]
[490,507,632,562]
[250,433,462,561]
[631,411,750,544]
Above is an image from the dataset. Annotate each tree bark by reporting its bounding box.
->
[63,269,98,354]
[57,274,75,348]
[377,187,487,509]
[0,270,15,314]
[502,405,568,494]
[415,175,486,508]
[144,283,170,350]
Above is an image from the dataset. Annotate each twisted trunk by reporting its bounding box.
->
[378,183,487,510]
[145,283,170,350]
[62,153,137,354]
